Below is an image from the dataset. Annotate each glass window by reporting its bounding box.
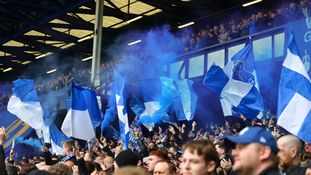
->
[228,43,245,60]
[274,33,285,58]
[253,36,272,61]
[207,49,225,70]
[188,55,205,78]
[170,60,185,79]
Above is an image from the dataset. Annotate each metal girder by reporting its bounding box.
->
[36,27,78,43]
[83,1,138,21]
[58,14,95,30]
[13,38,60,53]
[47,22,93,31]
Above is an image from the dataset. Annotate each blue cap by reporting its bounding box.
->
[224,127,278,153]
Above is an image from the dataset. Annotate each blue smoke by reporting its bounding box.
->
[13,137,42,160]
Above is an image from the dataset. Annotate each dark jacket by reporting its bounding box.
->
[285,164,306,175]
[0,145,8,175]
[258,166,280,175]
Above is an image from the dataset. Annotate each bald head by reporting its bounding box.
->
[277,135,302,169]
[277,135,302,153]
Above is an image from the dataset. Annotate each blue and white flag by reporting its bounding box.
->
[173,79,197,121]
[7,79,44,130]
[61,84,95,141]
[203,65,264,120]
[131,77,177,131]
[277,32,311,143]
[114,71,130,149]
[50,123,71,155]
[224,43,259,89]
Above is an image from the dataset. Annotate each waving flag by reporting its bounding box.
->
[61,84,95,141]
[131,77,177,131]
[50,123,71,155]
[203,65,263,120]
[174,79,197,121]
[277,32,311,143]
[7,79,44,130]
[114,71,130,149]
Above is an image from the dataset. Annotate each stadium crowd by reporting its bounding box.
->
[181,0,311,52]
[1,1,310,108]
[1,114,311,175]
[0,1,311,175]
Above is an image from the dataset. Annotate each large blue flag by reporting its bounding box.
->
[114,71,130,149]
[7,79,44,130]
[173,79,197,121]
[49,123,71,155]
[61,84,95,141]
[64,88,101,128]
[131,77,177,131]
[277,32,311,143]
[203,65,264,120]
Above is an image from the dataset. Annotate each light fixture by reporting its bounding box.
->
[178,21,195,29]
[47,69,56,74]
[21,61,32,65]
[128,40,142,46]
[3,67,13,72]
[78,35,94,42]
[242,0,262,7]
[82,56,92,61]
[35,52,52,59]
[126,16,143,23]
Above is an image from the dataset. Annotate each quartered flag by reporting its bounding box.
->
[203,65,263,120]
[277,32,311,143]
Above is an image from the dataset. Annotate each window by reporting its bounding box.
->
[170,60,185,79]
[188,55,205,78]
[228,43,245,60]
[274,33,285,58]
[207,49,225,70]
[253,36,272,61]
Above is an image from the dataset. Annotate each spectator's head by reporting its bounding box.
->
[305,142,311,153]
[84,151,96,162]
[225,127,279,175]
[153,161,177,175]
[181,140,219,175]
[49,163,71,175]
[104,156,114,169]
[146,150,170,172]
[300,0,307,7]
[61,140,74,155]
[114,150,140,169]
[277,135,302,170]
[290,2,297,9]
[215,142,227,159]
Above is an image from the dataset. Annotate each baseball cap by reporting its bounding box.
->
[224,127,278,153]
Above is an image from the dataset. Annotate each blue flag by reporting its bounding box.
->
[64,87,101,128]
[131,77,177,131]
[7,79,44,130]
[114,71,130,149]
[61,84,95,141]
[224,43,259,89]
[173,79,197,121]
[49,123,71,155]
[203,65,264,120]
[277,32,311,143]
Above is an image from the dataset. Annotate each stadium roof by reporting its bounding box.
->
[0,0,275,80]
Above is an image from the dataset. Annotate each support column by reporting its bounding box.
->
[91,0,104,87]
